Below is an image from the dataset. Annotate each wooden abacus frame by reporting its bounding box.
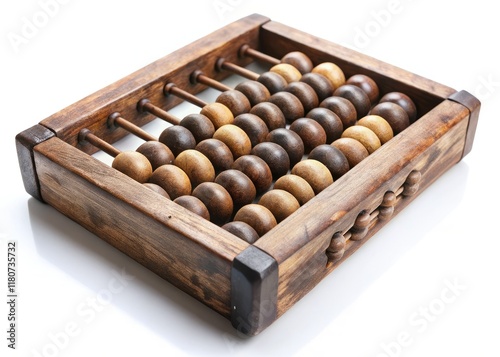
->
[16,14,480,336]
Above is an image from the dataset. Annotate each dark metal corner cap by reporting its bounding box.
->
[231,245,278,336]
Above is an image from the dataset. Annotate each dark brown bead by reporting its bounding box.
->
[192,182,233,226]
[259,189,300,223]
[135,141,174,170]
[234,80,271,106]
[333,84,371,118]
[251,142,290,180]
[300,72,334,102]
[174,195,210,220]
[284,81,319,114]
[346,74,380,104]
[142,183,171,199]
[369,102,410,135]
[195,138,234,173]
[320,96,357,128]
[309,144,350,180]
[222,221,260,244]
[216,89,251,116]
[379,92,418,123]
[266,128,305,167]
[233,204,277,237]
[289,118,327,154]
[249,102,286,131]
[179,113,215,143]
[268,91,305,123]
[233,113,269,147]
[281,51,313,74]
[215,169,256,209]
[149,164,191,199]
[306,107,344,143]
[257,71,288,94]
[232,155,273,194]
[159,125,196,156]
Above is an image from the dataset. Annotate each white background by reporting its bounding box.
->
[1,1,499,356]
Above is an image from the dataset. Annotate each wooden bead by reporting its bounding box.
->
[135,141,174,170]
[291,159,334,194]
[270,63,302,83]
[149,164,191,199]
[320,96,357,128]
[159,125,196,156]
[234,204,277,237]
[112,151,152,183]
[268,91,305,123]
[142,183,171,199]
[251,142,290,180]
[346,74,380,104]
[174,149,215,188]
[249,102,286,131]
[289,118,327,154]
[357,115,394,144]
[309,144,350,180]
[222,221,260,244]
[257,71,288,94]
[192,182,233,226]
[234,80,271,106]
[312,62,345,90]
[232,155,273,194]
[300,72,334,102]
[174,195,210,220]
[306,107,344,143]
[266,128,305,167]
[180,113,215,143]
[215,169,256,209]
[273,174,315,205]
[233,113,269,147]
[195,138,233,173]
[281,51,313,74]
[379,92,418,123]
[216,89,251,116]
[341,126,381,154]
[284,81,319,114]
[200,102,234,129]
[334,84,371,118]
[331,138,369,168]
[259,189,300,223]
[369,102,410,135]
[213,124,252,159]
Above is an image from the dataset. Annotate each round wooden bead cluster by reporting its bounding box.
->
[105,50,417,244]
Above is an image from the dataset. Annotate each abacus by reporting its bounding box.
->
[16,14,480,335]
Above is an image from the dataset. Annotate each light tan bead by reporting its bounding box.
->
[270,63,302,83]
[259,189,300,223]
[200,102,234,129]
[357,115,394,144]
[291,159,334,194]
[312,62,346,90]
[341,126,381,154]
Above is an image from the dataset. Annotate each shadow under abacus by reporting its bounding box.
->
[27,160,469,355]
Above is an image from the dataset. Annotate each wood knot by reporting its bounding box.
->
[403,170,422,197]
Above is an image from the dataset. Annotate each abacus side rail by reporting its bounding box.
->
[254,98,471,318]
[32,136,249,318]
